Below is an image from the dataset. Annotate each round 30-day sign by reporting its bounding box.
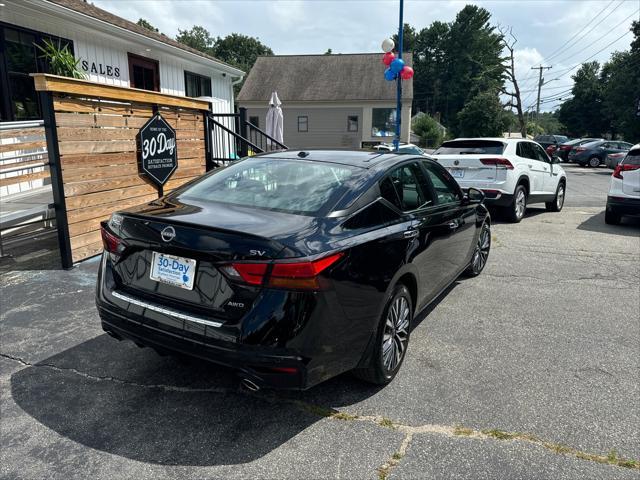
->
[137,114,178,187]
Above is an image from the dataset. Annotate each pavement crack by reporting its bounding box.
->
[0,352,229,394]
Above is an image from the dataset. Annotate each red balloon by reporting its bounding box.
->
[382,52,395,66]
[400,66,414,80]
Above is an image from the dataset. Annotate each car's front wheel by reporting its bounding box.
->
[353,284,412,385]
[465,221,491,276]
[546,182,565,212]
[588,156,601,168]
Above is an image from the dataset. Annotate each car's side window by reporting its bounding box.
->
[380,163,433,212]
[422,162,461,205]
[517,142,534,160]
[532,144,550,163]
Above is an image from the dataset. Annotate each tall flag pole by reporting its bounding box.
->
[394,0,404,151]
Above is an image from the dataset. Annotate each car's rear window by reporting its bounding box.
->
[178,158,357,215]
[622,150,640,166]
[433,140,505,155]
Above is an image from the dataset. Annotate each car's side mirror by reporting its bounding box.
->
[463,187,485,205]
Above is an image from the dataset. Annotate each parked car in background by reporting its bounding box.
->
[96,150,491,390]
[555,138,602,162]
[374,143,427,155]
[606,144,640,224]
[605,151,627,169]
[569,140,634,167]
[533,134,570,156]
[432,138,567,222]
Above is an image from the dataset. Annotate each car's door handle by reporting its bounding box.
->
[528,164,533,168]
[403,229,419,239]
[447,221,459,230]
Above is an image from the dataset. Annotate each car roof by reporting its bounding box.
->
[444,137,524,145]
[259,149,423,169]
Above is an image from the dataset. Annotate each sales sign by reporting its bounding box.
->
[137,114,178,187]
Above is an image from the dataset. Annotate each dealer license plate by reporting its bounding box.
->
[449,168,465,179]
[150,252,197,290]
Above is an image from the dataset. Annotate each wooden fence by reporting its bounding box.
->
[32,74,211,267]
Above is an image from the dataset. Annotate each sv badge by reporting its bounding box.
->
[250,250,266,257]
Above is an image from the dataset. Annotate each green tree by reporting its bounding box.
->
[324,48,333,55]
[137,18,158,33]
[411,113,444,147]
[392,23,417,52]
[176,26,215,55]
[405,6,505,136]
[457,92,507,137]
[558,62,606,137]
[211,33,273,73]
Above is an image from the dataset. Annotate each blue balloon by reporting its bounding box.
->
[390,58,405,74]
[384,68,397,81]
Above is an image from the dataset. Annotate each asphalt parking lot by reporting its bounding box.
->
[1,164,639,479]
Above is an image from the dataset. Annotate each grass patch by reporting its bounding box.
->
[454,426,474,436]
[332,411,357,421]
[392,452,403,460]
[482,429,518,440]
[379,417,395,428]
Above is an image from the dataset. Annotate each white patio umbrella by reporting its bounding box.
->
[265,91,283,150]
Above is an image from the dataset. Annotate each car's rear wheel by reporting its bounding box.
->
[546,182,565,212]
[588,156,601,168]
[605,209,621,225]
[353,284,412,385]
[505,185,527,223]
[465,222,491,276]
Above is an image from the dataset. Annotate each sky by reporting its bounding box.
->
[95,0,640,112]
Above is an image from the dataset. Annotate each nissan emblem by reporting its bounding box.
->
[161,226,176,242]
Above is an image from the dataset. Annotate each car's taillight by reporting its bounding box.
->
[560,145,572,151]
[613,163,640,179]
[222,252,344,290]
[480,157,514,169]
[100,225,125,255]
[546,145,556,153]
[574,147,586,153]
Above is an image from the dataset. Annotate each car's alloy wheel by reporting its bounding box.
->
[466,222,491,276]
[588,156,600,168]
[546,183,565,212]
[353,284,412,385]
[506,185,527,223]
[382,295,410,372]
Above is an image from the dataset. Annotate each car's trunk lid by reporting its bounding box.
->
[432,154,501,182]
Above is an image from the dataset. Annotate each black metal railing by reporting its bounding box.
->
[207,108,287,169]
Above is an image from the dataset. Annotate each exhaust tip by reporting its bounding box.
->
[240,378,261,392]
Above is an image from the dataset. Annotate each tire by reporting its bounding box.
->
[505,185,527,223]
[587,156,601,168]
[464,221,491,277]
[546,182,565,212]
[353,284,412,385]
[605,209,621,225]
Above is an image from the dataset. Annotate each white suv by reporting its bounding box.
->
[432,138,567,222]
[605,144,640,225]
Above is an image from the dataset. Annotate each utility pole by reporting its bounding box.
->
[532,65,552,121]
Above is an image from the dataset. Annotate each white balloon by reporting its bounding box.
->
[381,38,395,53]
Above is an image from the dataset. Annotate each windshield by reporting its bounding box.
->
[178,158,358,215]
[433,140,505,155]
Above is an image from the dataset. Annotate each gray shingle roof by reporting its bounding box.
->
[237,53,413,103]
[46,0,243,74]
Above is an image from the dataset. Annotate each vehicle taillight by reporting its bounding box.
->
[546,145,556,153]
[100,225,125,255]
[560,145,572,151]
[574,147,586,153]
[613,163,640,179]
[480,157,514,169]
[222,252,344,290]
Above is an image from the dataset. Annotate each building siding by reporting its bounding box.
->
[3,2,234,112]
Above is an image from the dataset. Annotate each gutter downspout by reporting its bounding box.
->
[230,75,244,114]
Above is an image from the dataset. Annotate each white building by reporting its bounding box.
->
[0,0,244,123]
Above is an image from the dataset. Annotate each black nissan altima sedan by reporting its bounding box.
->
[96,150,491,390]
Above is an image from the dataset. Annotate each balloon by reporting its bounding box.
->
[400,65,414,80]
[390,58,405,74]
[384,68,397,81]
[382,52,395,66]
[381,38,395,53]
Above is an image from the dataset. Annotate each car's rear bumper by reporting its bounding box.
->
[461,188,513,207]
[98,303,308,389]
[607,196,640,216]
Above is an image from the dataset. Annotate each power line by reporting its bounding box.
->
[545,0,624,63]
[550,8,638,66]
[552,29,633,80]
